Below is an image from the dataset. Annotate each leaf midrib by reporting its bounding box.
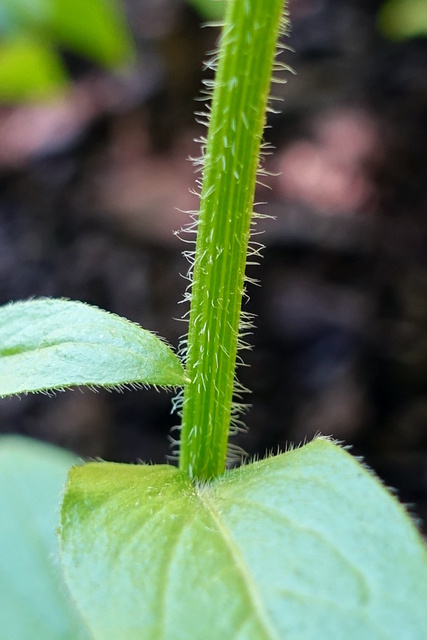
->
[196,485,280,640]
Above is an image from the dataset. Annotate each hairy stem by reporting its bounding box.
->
[179,0,286,481]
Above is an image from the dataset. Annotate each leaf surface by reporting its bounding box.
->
[59,438,427,639]
[0,436,89,640]
[0,298,187,396]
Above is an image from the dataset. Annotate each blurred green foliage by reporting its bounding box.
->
[0,0,133,101]
[378,0,427,40]
[187,0,226,21]
[0,38,66,99]
[0,0,227,102]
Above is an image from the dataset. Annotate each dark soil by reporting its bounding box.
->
[1,0,427,530]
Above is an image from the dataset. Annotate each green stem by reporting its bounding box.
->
[179,0,286,481]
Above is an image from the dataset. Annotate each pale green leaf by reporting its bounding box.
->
[0,4,22,36]
[378,0,427,40]
[0,435,89,640]
[59,438,427,639]
[0,298,187,396]
[0,0,49,31]
[0,38,66,101]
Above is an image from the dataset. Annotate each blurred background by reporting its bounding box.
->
[0,0,427,528]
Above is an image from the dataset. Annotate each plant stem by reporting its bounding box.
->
[179,0,286,481]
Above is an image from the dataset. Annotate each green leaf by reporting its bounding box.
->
[45,0,134,68]
[186,0,226,20]
[0,0,48,35]
[59,438,427,639]
[0,435,89,639]
[378,0,427,40]
[0,298,187,397]
[0,38,67,101]
[0,0,133,68]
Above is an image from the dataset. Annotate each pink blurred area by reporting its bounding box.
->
[276,108,382,216]
[0,0,426,525]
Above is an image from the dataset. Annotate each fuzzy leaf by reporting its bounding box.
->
[0,298,187,396]
[0,436,89,639]
[59,438,427,639]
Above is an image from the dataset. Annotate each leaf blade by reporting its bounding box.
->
[59,440,427,639]
[60,462,273,640]
[0,436,90,640]
[212,439,427,638]
[0,298,187,396]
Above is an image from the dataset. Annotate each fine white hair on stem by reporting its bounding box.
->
[172,8,292,467]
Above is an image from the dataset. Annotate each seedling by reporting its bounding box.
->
[1,1,427,638]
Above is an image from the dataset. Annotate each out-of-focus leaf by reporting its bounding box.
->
[0,38,66,101]
[0,5,20,35]
[378,0,427,40]
[187,0,226,21]
[0,0,49,31]
[0,298,187,396]
[45,0,134,68]
[60,438,427,639]
[0,435,89,639]
[0,0,133,68]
